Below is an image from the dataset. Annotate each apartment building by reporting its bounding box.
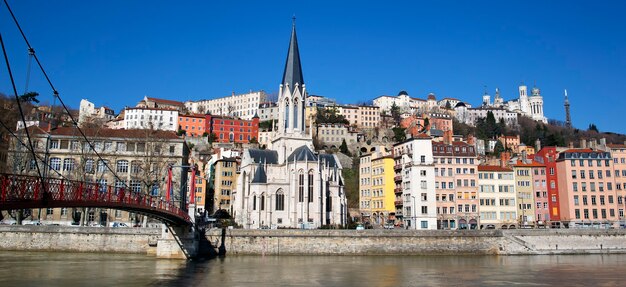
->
[433,141,479,230]
[478,165,517,229]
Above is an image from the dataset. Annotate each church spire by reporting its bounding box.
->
[282,16,304,95]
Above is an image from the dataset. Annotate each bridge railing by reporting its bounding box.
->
[0,173,190,222]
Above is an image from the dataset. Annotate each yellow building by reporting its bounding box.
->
[359,150,396,226]
[213,158,239,214]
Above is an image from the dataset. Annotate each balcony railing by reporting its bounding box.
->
[394,200,403,206]
[394,188,403,194]
[394,175,402,182]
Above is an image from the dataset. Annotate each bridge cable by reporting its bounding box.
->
[2,0,131,191]
[0,33,47,195]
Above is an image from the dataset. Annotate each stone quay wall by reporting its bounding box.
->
[0,226,160,254]
[2,226,626,256]
[205,229,626,256]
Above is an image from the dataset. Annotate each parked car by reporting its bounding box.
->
[356,224,365,230]
[384,223,395,229]
[109,222,130,228]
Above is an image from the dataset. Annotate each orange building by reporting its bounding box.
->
[178,114,206,137]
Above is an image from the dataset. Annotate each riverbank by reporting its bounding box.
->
[205,228,626,255]
[2,226,626,256]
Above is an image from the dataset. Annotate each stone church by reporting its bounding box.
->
[232,21,347,229]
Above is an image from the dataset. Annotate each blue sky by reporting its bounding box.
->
[0,1,624,133]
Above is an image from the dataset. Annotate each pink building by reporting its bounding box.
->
[556,148,619,228]
[433,141,478,229]
[514,160,549,226]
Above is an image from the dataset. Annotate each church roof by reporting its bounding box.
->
[248,149,278,164]
[251,162,267,183]
[319,154,339,168]
[288,145,317,162]
[282,19,304,95]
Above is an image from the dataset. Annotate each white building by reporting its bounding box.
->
[456,106,519,127]
[373,91,429,116]
[316,123,358,150]
[232,21,347,229]
[123,108,178,131]
[393,135,437,229]
[185,91,267,120]
[78,99,115,126]
[258,102,280,122]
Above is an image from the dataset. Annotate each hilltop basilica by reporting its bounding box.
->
[232,21,348,229]
[481,85,547,123]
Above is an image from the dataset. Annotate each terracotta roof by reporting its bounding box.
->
[478,165,513,172]
[126,107,178,112]
[146,97,184,106]
[28,126,180,140]
[513,160,545,167]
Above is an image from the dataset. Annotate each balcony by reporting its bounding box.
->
[394,187,403,194]
[394,175,402,182]
[394,200,403,206]
[394,164,402,171]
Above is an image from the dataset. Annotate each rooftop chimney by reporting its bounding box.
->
[467,134,475,145]
[500,152,511,168]
[580,139,587,149]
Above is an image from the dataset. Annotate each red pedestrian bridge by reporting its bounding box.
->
[0,173,191,226]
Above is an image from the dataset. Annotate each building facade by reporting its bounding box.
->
[607,144,626,226]
[535,147,563,224]
[556,149,619,228]
[185,91,267,120]
[205,114,259,143]
[433,141,479,230]
[124,108,179,131]
[178,114,206,137]
[393,136,437,230]
[478,165,517,229]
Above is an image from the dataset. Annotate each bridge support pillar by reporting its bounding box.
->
[156,224,198,259]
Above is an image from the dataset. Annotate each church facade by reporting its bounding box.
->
[232,21,348,229]
[482,85,547,123]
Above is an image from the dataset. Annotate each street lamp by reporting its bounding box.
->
[411,195,416,230]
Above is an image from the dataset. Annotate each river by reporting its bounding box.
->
[1,251,625,286]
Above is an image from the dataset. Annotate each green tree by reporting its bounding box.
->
[207,133,217,143]
[19,91,39,103]
[390,102,401,126]
[392,127,406,142]
[249,137,259,144]
[339,139,351,156]
[588,123,599,133]
[445,101,452,109]
[493,140,505,157]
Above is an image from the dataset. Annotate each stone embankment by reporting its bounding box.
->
[2,226,626,256]
[205,229,626,256]
[0,225,160,254]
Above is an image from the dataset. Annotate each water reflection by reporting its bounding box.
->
[1,252,626,286]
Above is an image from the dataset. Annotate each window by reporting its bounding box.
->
[50,158,61,171]
[97,160,109,173]
[421,206,428,214]
[62,158,75,171]
[116,160,129,173]
[298,172,304,202]
[276,191,285,211]
[130,179,141,193]
[131,161,142,174]
[421,221,428,229]
[308,172,314,203]
[260,193,265,210]
[85,159,94,174]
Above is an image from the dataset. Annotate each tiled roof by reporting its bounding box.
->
[607,144,626,149]
[513,160,545,167]
[146,97,184,106]
[561,148,594,153]
[478,165,513,172]
[28,126,179,140]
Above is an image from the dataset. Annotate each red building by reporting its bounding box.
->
[535,147,562,225]
[206,114,259,143]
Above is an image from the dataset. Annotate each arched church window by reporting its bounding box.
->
[298,171,304,202]
[253,195,257,210]
[293,101,299,130]
[308,170,314,203]
[260,193,265,211]
[284,98,290,129]
[276,189,285,211]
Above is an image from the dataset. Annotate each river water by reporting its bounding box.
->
[1,251,625,286]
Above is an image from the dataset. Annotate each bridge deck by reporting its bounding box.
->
[0,173,191,225]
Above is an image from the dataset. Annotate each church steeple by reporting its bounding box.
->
[282,17,304,95]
